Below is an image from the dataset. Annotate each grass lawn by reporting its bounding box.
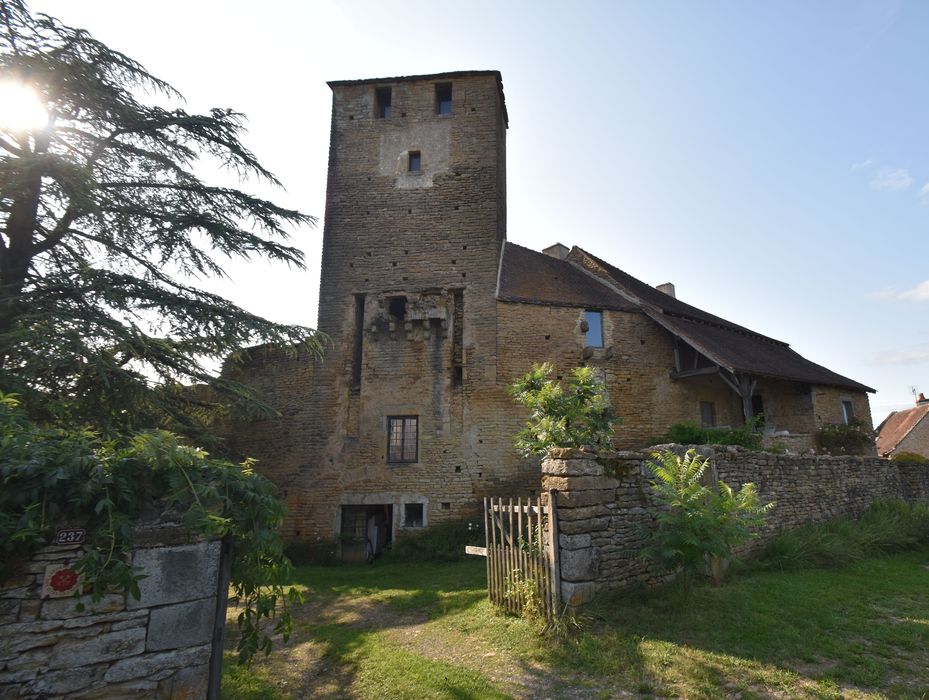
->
[222,549,929,699]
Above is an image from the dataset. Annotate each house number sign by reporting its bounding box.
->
[53,527,86,545]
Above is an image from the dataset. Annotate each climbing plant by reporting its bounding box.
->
[0,393,298,664]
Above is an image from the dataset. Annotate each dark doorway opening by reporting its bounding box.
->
[340,504,393,562]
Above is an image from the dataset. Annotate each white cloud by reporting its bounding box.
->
[870,344,929,366]
[851,159,873,170]
[919,182,929,199]
[898,279,929,301]
[871,167,913,191]
[874,279,929,302]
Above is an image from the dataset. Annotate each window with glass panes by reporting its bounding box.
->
[387,416,418,463]
[584,310,604,348]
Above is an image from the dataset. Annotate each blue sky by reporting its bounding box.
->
[35,0,929,424]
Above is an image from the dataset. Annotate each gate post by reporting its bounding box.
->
[545,489,561,612]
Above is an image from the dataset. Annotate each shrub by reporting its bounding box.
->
[0,393,298,664]
[891,451,929,465]
[757,500,929,570]
[509,363,619,456]
[284,538,341,566]
[642,449,773,586]
[387,519,485,562]
[815,419,874,455]
[647,416,763,451]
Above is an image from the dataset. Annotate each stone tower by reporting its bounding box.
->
[233,71,527,546]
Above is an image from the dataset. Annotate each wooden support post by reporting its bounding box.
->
[737,373,757,426]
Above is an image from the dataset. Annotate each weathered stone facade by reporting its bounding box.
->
[0,525,226,699]
[542,448,929,605]
[224,70,876,546]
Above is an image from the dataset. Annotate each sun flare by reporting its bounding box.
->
[0,80,49,133]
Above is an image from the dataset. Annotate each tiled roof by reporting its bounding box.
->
[497,243,637,311]
[875,404,929,456]
[497,242,874,393]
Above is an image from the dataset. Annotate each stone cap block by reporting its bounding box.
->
[547,447,599,460]
[541,458,604,477]
[544,476,619,492]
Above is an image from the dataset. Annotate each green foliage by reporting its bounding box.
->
[503,568,545,621]
[890,451,929,464]
[388,519,484,562]
[814,419,874,455]
[642,449,773,586]
[509,362,619,456]
[0,2,323,437]
[756,500,929,571]
[0,393,299,664]
[647,415,764,450]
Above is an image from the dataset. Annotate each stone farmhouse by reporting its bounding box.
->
[224,70,875,552]
[876,393,929,459]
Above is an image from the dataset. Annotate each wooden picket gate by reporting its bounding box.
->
[469,493,560,619]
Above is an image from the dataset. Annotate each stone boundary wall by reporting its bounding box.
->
[0,524,229,699]
[541,446,929,606]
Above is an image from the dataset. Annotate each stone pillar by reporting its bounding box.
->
[541,448,618,607]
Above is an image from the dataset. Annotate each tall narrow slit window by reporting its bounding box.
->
[387,416,418,463]
[351,294,365,390]
[435,82,452,115]
[584,310,604,348]
[408,150,421,172]
[375,87,392,119]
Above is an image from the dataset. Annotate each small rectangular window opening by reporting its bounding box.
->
[375,87,392,119]
[408,150,421,172]
[403,503,424,528]
[584,310,604,348]
[388,416,418,463]
[435,82,452,115]
[388,296,407,321]
[700,401,716,429]
[841,400,855,425]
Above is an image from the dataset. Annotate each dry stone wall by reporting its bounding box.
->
[0,525,226,699]
[542,447,929,606]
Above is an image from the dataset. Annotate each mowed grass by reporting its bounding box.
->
[222,550,929,699]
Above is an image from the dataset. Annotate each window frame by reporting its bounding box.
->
[700,401,716,429]
[841,399,855,425]
[408,150,421,172]
[387,415,419,463]
[402,502,424,528]
[375,86,392,119]
[584,309,604,348]
[435,82,453,115]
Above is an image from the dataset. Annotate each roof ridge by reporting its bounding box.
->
[572,246,789,346]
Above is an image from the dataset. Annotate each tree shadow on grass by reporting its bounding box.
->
[541,552,929,697]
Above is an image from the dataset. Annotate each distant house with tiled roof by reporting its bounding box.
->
[876,394,929,459]
[223,70,877,548]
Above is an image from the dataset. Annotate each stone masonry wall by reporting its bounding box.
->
[0,525,225,699]
[542,448,929,606]
[895,421,929,460]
